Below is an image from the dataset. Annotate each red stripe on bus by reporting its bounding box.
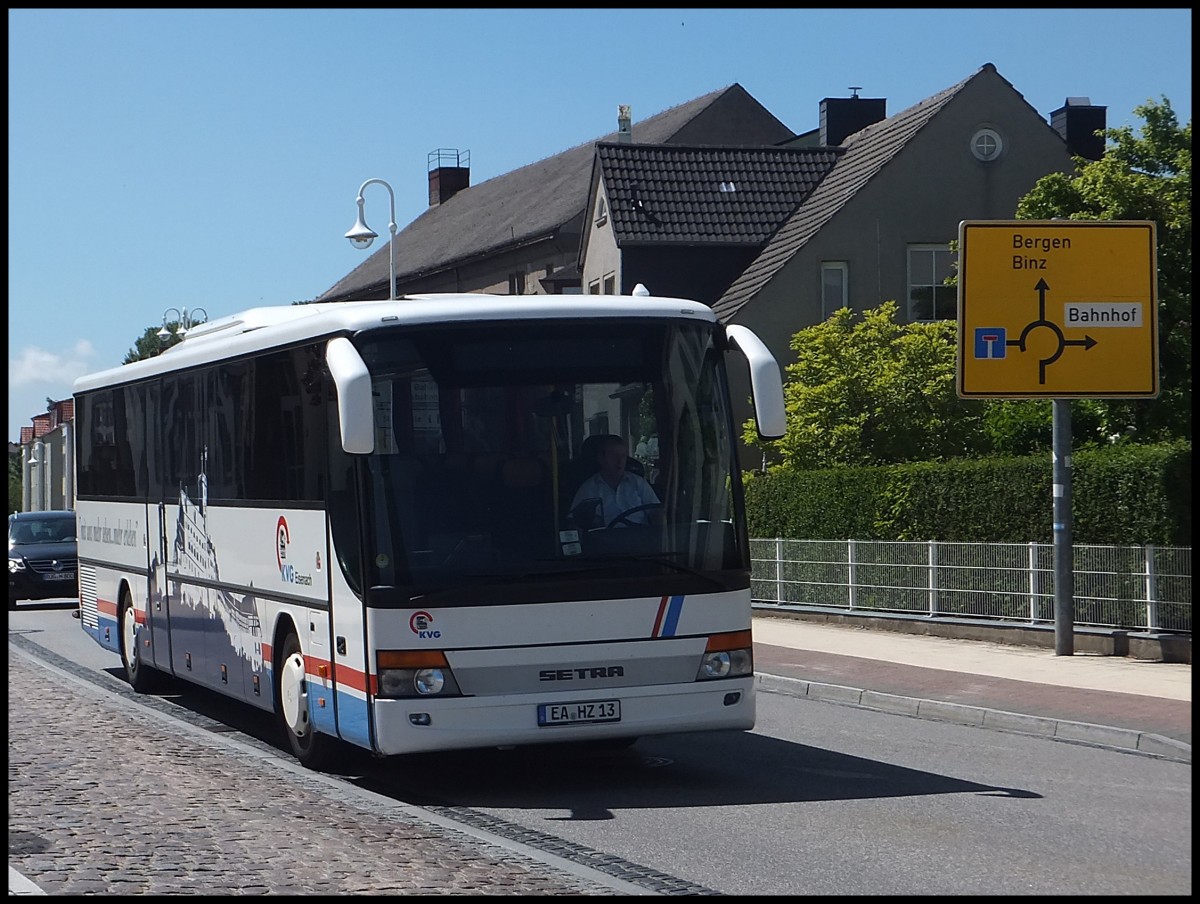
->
[302,654,370,695]
[651,595,669,637]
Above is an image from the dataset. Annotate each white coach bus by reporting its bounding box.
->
[73,291,785,769]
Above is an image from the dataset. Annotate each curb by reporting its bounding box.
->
[8,866,46,896]
[756,672,1192,764]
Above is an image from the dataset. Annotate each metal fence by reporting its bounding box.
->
[750,539,1192,634]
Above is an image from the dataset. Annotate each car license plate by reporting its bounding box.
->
[538,699,621,726]
[45,572,75,581]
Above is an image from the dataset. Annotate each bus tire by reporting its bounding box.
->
[119,589,161,693]
[275,629,334,770]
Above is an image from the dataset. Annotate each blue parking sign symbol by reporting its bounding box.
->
[974,328,1006,359]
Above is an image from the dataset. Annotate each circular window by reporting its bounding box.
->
[971,128,1004,162]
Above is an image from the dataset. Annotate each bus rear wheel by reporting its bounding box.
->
[275,630,334,770]
[119,590,161,693]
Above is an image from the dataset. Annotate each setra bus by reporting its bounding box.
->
[73,289,785,769]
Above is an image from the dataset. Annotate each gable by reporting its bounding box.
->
[714,63,1076,323]
[713,72,973,321]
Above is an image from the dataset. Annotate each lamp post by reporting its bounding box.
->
[345,178,397,301]
[158,307,209,342]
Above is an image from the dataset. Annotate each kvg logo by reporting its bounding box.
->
[275,516,311,585]
[409,610,441,639]
[276,516,292,580]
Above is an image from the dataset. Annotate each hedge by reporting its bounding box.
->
[744,440,1190,546]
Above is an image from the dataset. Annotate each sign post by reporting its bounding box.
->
[957,220,1158,655]
[1051,400,1073,656]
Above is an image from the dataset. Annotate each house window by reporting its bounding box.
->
[595,197,608,227]
[821,262,848,319]
[908,245,956,321]
[508,271,526,295]
[603,273,616,295]
[589,279,601,295]
[970,128,1004,162]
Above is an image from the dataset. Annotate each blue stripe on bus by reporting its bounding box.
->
[335,688,371,748]
[310,684,338,736]
[97,614,120,654]
[661,595,684,637]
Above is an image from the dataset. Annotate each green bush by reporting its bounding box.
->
[744,440,1190,546]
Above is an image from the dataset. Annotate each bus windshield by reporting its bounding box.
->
[333,318,745,606]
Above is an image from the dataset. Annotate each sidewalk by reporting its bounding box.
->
[751,613,1192,760]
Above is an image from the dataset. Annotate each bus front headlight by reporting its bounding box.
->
[695,630,754,681]
[414,668,445,695]
[377,651,463,698]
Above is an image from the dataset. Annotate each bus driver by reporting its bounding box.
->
[570,434,662,530]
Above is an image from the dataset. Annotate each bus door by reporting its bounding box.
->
[325,440,371,751]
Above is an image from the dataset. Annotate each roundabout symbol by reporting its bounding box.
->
[984,278,1098,385]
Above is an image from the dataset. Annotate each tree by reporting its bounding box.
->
[123,324,182,363]
[1015,96,1191,443]
[751,302,990,469]
[747,303,1112,469]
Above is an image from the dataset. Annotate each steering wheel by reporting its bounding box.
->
[606,503,664,529]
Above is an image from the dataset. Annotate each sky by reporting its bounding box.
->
[7,8,1193,443]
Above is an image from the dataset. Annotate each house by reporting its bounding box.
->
[317,63,1105,460]
[17,398,75,511]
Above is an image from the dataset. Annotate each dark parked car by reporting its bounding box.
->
[8,510,78,608]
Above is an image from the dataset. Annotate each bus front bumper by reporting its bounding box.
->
[370,677,755,755]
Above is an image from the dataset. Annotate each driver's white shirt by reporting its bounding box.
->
[571,472,659,528]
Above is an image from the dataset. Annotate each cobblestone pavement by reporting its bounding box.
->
[7,648,630,895]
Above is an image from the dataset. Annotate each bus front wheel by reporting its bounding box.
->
[275,630,333,770]
[119,590,160,693]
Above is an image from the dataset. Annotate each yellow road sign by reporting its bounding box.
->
[957,220,1158,398]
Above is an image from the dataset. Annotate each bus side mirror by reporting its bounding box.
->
[326,337,375,454]
[724,325,786,439]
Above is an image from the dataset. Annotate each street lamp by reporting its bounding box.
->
[345,178,397,301]
[158,307,209,341]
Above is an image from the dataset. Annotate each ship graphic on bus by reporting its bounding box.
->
[167,448,264,678]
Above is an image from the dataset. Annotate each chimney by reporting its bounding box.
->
[819,87,887,146]
[428,148,471,207]
[1050,97,1107,161]
[617,104,632,143]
